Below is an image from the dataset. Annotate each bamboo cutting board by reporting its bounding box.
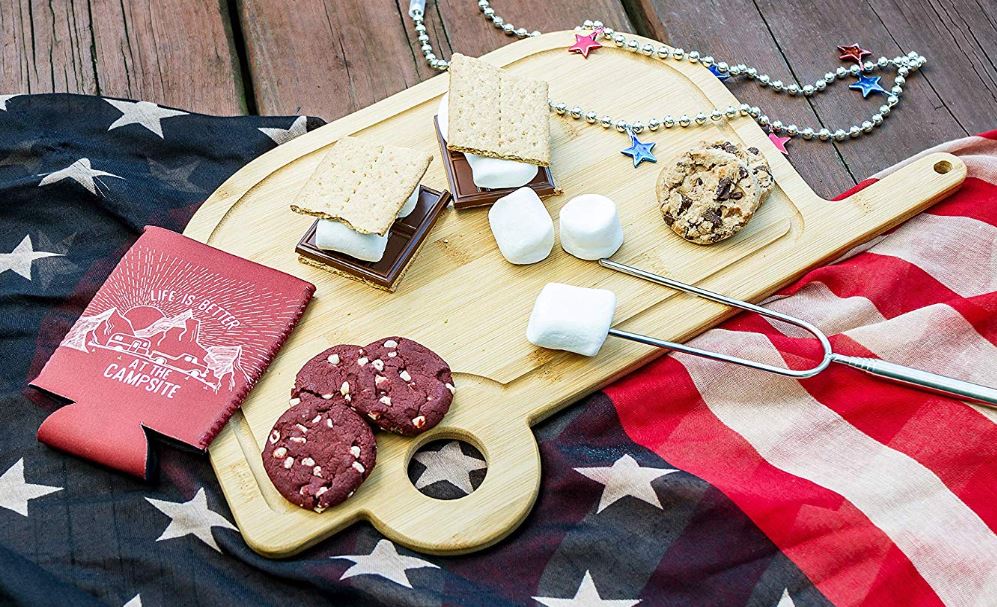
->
[183,31,965,557]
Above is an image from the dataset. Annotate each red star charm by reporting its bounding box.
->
[569,29,603,59]
[769,133,791,155]
[837,43,871,64]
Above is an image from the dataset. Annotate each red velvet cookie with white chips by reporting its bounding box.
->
[292,344,367,405]
[262,392,376,512]
[354,337,455,435]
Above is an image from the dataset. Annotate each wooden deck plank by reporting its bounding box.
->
[0,0,245,115]
[632,0,857,198]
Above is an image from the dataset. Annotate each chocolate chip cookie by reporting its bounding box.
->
[262,392,376,513]
[657,147,763,244]
[354,337,455,436]
[705,139,774,195]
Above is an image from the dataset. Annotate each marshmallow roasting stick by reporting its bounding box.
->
[597,259,997,408]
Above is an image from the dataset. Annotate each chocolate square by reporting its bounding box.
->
[295,186,451,292]
[434,116,556,210]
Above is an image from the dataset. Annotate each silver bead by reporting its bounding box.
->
[897,67,910,77]
[672,48,685,60]
[802,84,815,96]
[908,50,918,59]
[678,114,691,127]
[771,120,784,132]
[648,118,661,131]
[787,84,800,95]
[848,65,861,76]
[710,109,723,121]
[415,23,427,33]
[602,27,615,39]
[836,66,848,78]
[801,127,814,140]
[614,119,628,132]
[894,75,906,86]
[818,128,831,141]
[849,125,861,138]
[632,121,645,133]
[728,66,741,76]
[824,72,835,82]
[861,120,874,133]
[688,51,700,62]
[717,62,729,73]
[887,95,899,107]
[815,80,827,91]
[877,56,889,68]
[613,33,626,46]
[663,115,675,128]
[554,102,567,114]
[757,114,769,126]
[771,80,783,92]
[833,129,848,141]
[891,85,903,95]
[657,46,670,59]
[569,106,582,119]
[702,56,715,67]
[879,104,891,116]
[786,124,798,136]
[503,23,515,35]
[600,115,612,128]
[695,112,708,125]
[748,106,761,118]
[724,106,738,119]
[418,33,429,43]
[863,61,874,72]
[515,28,528,38]
[421,43,432,53]
[530,31,541,37]
[478,0,490,9]
[746,67,758,78]
[592,20,603,29]
[871,113,883,125]
[583,19,594,28]
[739,103,751,116]
[425,53,437,62]
[758,74,771,86]
[492,16,504,27]
[481,7,494,17]
[642,43,655,56]
[584,111,597,123]
[626,40,640,52]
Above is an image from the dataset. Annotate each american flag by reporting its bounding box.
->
[0,93,993,606]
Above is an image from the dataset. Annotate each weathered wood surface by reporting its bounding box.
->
[1,0,994,196]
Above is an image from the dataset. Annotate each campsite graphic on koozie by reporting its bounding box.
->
[32,226,314,478]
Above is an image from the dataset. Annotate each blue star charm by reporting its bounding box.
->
[708,65,730,81]
[849,75,889,98]
[621,131,657,168]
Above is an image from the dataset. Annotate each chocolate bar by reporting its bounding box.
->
[296,186,451,292]
[434,117,556,210]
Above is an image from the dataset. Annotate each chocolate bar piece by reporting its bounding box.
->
[296,186,451,292]
[434,117,556,210]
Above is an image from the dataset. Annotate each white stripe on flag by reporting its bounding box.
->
[678,329,997,606]
[869,213,997,298]
[763,282,887,338]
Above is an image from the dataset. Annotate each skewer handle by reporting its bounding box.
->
[830,354,997,408]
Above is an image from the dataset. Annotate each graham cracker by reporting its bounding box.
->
[290,136,432,235]
[446,53,550,167]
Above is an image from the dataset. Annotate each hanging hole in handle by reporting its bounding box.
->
[933,160,953,174]
[408,439,488,500]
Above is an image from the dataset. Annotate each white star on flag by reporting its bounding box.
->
[104,99,187,138]
[533,570,641,607]
[258,115,309,145]
[0,235,63,280]
[0,459,62,516]
[39,158,122,195]
[413,440,487,494]
[574,454,677,513]
[776,588,796,607]
[331,539,439,588]
[145,487,237,553]
[123,594,142,607]
[0,95,19,111]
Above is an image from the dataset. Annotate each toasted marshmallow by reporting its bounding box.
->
[315,220,389,262]
[488,187,554,265]
[526,283,617,356]
[437,94,539,189]
[558,194,625,260]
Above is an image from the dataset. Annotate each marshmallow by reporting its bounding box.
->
[558,194,625,260]
[488,187,555,265]
[437,94,539,189]
[526,283,617,356]
[315,220,389,262]
[396,186,420,219]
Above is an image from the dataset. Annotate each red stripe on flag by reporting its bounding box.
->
[605,357,944,607]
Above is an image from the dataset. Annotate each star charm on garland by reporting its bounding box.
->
[768,133,791,155]
[621,130,656,168]
[849,75,889,98]
[837,43,871,64]
[569,28,603,59]
[708,64,731,81]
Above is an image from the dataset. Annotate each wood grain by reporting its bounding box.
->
[0,0,244,115]
[184,32,966,556]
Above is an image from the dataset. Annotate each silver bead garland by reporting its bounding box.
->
[408,0,925,142]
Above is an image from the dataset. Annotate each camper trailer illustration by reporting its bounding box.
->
[105,332,210,379]
[107,333,152,355]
